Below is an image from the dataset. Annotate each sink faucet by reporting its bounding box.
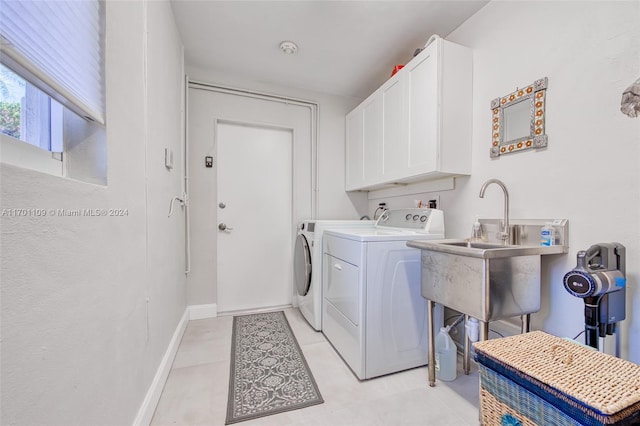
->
[479,179,510,244]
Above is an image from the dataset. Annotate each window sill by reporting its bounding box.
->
[0,133,62,177]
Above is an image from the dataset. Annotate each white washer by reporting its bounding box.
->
[322,208,445,380]
[294,219,374,331]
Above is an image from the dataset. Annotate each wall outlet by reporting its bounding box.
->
[428,196,440,209]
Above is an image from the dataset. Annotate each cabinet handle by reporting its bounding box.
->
[333,264,342,271]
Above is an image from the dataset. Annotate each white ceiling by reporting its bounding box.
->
[170,1,488,100]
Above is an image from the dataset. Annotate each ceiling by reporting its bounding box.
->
[170,1,488,100]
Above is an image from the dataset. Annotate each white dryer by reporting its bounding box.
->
[294,219,374,331]
[322,208,445,379]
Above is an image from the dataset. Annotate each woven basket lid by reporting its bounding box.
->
[474,331,640,415]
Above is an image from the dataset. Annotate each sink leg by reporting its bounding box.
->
[463,314,470,375]
[521,314,531,333]
[427,299,436,387]
[480,320,489,341]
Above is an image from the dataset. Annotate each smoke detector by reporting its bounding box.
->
[279,41,298,55]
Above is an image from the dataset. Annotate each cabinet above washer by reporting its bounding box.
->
[345,36,472,192]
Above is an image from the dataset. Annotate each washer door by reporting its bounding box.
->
[294,234,312,296]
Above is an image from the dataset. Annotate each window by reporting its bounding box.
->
[0,0,106,184]
[0,63,63,153]
[0,0,105,123]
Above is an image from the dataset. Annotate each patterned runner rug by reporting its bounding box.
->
[225,311,324,424]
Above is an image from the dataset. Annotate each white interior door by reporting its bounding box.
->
[217,121,293,312]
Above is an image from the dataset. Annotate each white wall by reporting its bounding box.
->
[367,1,640,361]
[0,1,186,424]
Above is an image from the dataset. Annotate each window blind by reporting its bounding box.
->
[0,0,105,124]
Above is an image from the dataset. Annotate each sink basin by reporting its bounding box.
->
[442,241,506,249]
[407,239,565,259]
[407,239,543,322]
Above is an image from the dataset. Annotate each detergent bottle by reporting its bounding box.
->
[435,326,457,381]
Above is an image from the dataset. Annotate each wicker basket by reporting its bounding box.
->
[474,331,640,425]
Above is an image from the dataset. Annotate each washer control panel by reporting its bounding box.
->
[376,208,444,234]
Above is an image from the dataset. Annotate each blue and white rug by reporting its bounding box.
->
[225,311,324,424]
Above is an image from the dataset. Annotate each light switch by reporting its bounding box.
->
[205,156,213,168]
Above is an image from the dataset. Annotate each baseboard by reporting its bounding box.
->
[133,308,190,426]
[217,304,292,317]
[189,303,218,320]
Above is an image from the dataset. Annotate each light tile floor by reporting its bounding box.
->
[151,308,480,426]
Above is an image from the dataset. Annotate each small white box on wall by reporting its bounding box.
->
[164,148,173,170]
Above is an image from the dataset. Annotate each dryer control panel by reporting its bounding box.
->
[376,208,445,234]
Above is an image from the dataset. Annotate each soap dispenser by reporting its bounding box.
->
[470,216,482,241]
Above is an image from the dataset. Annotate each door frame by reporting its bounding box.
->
[186,80,319,314]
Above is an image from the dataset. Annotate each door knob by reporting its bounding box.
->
[218,223,233,231]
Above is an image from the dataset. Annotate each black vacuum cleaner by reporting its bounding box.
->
[562,243,626,351]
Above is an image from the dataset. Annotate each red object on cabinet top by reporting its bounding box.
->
[391,65,404,77]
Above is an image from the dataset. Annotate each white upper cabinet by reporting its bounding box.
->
[346,93,383,190]
[345,37,472,191]
[406,44,438,175]
[362,95,382,186]
[345,106,365,190]
[381,75,406,182]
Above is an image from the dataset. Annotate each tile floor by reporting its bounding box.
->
[151,308,480,426]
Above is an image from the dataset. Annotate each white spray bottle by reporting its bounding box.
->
[471,215,482,241]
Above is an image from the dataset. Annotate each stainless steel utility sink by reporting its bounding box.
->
[407,236,567,325]
[409,217,569,387]
[408,221,568,324]
[409,237,547,386]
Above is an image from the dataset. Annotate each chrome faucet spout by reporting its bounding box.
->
[479,179,510,244]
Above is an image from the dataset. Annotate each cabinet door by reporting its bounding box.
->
[345,94,383,191]
[345,108,364,191]
[405,42,439,174]
[381,76,406,181]
[362,96,382,186]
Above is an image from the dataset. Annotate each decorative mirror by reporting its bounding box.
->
[490,77,548,158]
